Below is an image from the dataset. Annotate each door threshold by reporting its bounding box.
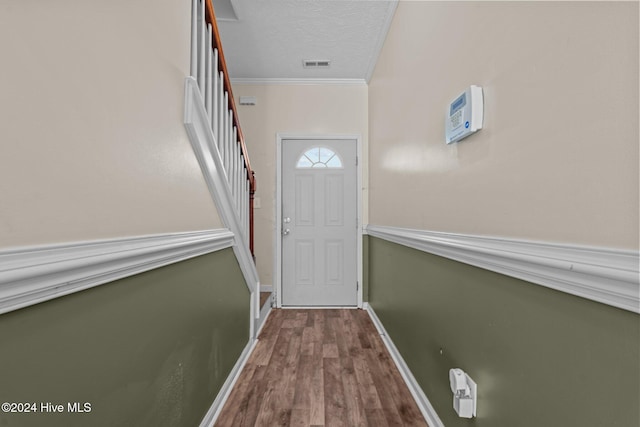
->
[280,305,359,309]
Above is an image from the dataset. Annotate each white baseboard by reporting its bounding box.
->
[259,284,273,293]
[366,224,640,313]
[256,301,273,337]
[198,338,258,427]
[364,303,445,427]
[0,229,234,315]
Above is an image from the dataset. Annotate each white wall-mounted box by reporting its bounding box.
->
[445,85,484,144]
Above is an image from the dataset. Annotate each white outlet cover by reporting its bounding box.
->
[466,373,477,417]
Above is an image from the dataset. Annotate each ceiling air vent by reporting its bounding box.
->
[303,59,331,69]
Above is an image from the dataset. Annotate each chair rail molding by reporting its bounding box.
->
[0,229,234,315]
[365,225,640,313]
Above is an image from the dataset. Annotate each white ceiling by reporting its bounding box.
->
[214,0,398,83]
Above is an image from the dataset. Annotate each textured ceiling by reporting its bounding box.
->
[216,0,398,81]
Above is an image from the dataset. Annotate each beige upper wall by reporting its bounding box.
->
[235,84,368,285]
[0,0,221,249]
[368,1,639,250]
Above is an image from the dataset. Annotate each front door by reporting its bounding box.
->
[281,139,357,306]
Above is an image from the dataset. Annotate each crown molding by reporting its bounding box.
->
[231,78,367,86]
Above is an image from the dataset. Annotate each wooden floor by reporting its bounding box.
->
[216,309,428,427]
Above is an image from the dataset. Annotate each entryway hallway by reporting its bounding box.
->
[216,309,428,426]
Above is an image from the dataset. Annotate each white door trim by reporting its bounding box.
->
[276,134,363,309]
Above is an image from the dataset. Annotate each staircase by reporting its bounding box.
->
[183,0,262,336]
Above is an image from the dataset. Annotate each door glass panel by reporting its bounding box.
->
[297,156,313,168]
[296,147,343,169]
[326,156,342,168]
[319,147,334,163]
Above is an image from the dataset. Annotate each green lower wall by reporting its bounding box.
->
[368,236,639,427]
[0,248,249,427]
[363,235,369,302]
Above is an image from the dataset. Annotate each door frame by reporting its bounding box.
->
[275,133,363,308]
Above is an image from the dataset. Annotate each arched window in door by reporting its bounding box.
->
[296,147,343,169]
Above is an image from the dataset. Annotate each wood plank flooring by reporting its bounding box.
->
[216,309,428,427]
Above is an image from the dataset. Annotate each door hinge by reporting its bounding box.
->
[357,281,359,291]
[356,156,358,166]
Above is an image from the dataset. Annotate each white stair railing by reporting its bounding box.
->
[189,0,255,254]
[184,0,261,336]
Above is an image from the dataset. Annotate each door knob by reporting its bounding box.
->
[282,228,290,236]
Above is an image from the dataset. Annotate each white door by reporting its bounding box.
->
[282,139,357,306]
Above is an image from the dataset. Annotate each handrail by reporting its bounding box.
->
[204,0,255,191]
